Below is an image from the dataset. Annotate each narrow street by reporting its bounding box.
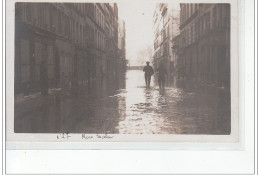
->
[15,69,230,134]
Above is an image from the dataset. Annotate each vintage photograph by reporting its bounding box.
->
[13,2,232,136]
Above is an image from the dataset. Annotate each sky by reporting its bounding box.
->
[117,2,157,66]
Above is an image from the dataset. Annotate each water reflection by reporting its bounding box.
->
[15,70,230,134]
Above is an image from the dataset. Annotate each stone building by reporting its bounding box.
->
[153,3,180,83]
[175,3,230,89]
[15,3,122,96]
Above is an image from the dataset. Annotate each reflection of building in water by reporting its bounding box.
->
[173,4,230,90]
[15,3,125,97]
[117,93,126,125]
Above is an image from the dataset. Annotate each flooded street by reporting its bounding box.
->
[15,70,231,135]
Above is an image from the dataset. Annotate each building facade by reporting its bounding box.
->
[175,3,230,89]
[153,3,180,83]
[15,3,124,96]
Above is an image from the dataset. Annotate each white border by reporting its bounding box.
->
[5,0,256,173]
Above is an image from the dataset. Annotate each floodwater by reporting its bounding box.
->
[15,70,231,134]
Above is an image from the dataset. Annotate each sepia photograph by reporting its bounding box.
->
[6,0,257,174]
[9,1,237,141]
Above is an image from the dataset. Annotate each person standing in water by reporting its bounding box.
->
[143,61,154,88]
[157,63,168,90]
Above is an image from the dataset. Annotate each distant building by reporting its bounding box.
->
[118,18,126,73]
[153,3,180,83]
[15,3,123,96]
[175,3,230,89]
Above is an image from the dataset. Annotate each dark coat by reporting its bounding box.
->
[143,65,154,76]
[157,67,168,80]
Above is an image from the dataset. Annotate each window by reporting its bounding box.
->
[80,25,82,45]
[102,15,104,29]
[45,4,50,29]
[206,12,210,33]
[184,4,186,20]
[191,25,193,43]
[58,10,61,34]
[76,22,79,43]
[37,4,41,25]
[98,10,100,25]
[186,4,189,19]
[25,4,32,22]
[102,14,104,28]
[71,20,73,42]
[84,27,86,47]
[102,35,104,50]
[95,7,97,22]
[51,7,56,31]
[202,15,205,35]
[212,6,217,28]
[81,25,83,45]
[97,10,99,25]
[97,32,100,48]
[218,4,223,27]
[225,5,230,27]
[61,13,64,35]
[99,11,101,26]
[189,27,191,44]
[196,21,199,40]
[66,16,69,37]
[95,30,98,48]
